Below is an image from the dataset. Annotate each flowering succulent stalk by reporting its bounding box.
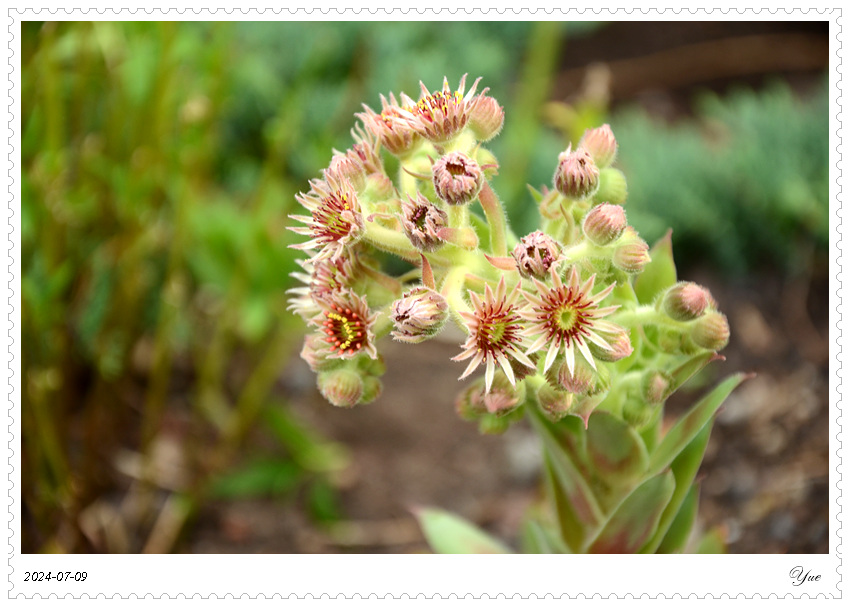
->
[289,74,746,555]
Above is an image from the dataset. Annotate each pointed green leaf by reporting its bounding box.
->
[648,373,749,477]
[696,525,728,554]
[414,507,511,554]
[670,352,724,394]
[527,183,544,203]
[587,470,675,553]
[644,421,713,553]
[634,229,676,304]
[530,408,604,551]
[586,411,649,485]
[520,519,570,554]
[657,483,700,554]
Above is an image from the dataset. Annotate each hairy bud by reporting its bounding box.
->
[536,383,574,422]
[468,95,505,141]
[623,398,657,430]
[554,146,600,200]
[511,231,562,279]
[317,368,363,408]
[588,328,634,362]
[691,311,730,351]
[643,370,673,404]
[582,203,627,246]
[432,151,484,206]
[660,282,716,321]
[390,287,449,343]
[327,152,366,192]
[547,357,599,395]
[612,227,650,273]
[401,194,448,252]
[579,124,618,169]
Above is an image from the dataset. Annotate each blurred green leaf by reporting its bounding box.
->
[587,470,675,554]
[520,519,570,554]
[415,507,512,554]
[307,479,342,523]
[696,525,728,554]
[657,483,700,554]
[530,408,604,552]
[648,373,749,477]
[586,411,649,491]
[209,457,302,499]
[643,421,713,553]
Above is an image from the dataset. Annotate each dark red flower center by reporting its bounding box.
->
[312,192,354,243]
[322,303,367,355]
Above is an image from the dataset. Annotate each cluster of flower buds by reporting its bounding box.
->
[289,75,729,434]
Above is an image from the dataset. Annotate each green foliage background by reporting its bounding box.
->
[20,20,828,553]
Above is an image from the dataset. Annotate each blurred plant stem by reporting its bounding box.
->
[499,21,564,204]
[136,21,182,457]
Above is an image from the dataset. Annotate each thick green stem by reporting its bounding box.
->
[478,181,508,257]
[442,265,472,321]
[611,305,688,331]
[363,220,420,261]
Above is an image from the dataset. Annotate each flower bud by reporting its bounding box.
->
[510,351,540,383]
[482,376,526,415]
[401,194,448,252]
[595,168,628,205]
[588,328,634,362]
[317,368,363,408]
[582,203,627,246]
[455,375,525,421]
[300,334,340,372]
[511,231,562,280]
[622,398,656,430]
[358,93,419,156]
[390,287,449,343]
[660,282,716,321]
[536,383,574,422]
[642,370,673,404]
[612,227,650,273]
[364,172,395,200]
[468,95,505,141]
[360,376,383,404]
[554,145,600,200]
[432,151,484,206]
[579,124,618,169]
[455,379,488,421]
[326,152,366,192]
[547,357,597,394]
[691,311,730,351]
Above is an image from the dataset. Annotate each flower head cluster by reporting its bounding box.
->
[290,174,364,263]
[289,74,731,434]
[452,277,535,392]
[521,267,621,374]
[404,74,484,143]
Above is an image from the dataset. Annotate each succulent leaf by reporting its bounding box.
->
[414,506,511,554]
[656,483,700,554]
[587,470,675,553]
[643,421,713,553]
[648,373,749,477]
[586,411,650,500]
[633,229,676,304]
